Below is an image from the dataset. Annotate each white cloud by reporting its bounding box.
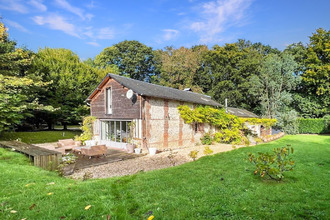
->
[86,41,100,47]
[0,0,29,13]
[162,29,179,41]
[28,0,47,12]
[5,19,29,32]
[54,0,93,20]
[32,14,80,38]
[190,0,254,43]
[96,27,115,39]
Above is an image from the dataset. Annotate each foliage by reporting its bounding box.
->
[302,28,330,97]
[188,150,199,161]
[275,110,299,134]
[30,48,100,129]
[297,118,330,134]
[250,53,299,119]
[95,40,155,81]
[60,153,77,165]
[200,133,213,145]
[248,146,295,181]
[177,105,242,130]
[153,45,207,92]
[197,41,265,110]
[203,146,213,155]
[178,105,242,144]
[75,116,96,143]
[240,118,277,128]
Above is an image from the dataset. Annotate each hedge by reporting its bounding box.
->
[298,118,330,134]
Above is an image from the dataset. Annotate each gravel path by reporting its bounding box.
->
[71,143,248,179]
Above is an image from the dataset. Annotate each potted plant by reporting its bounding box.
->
[133,139,142,154]
[58,153,77,176]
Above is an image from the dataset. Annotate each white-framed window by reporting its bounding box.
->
[106,87,112,114]
[101,120,132,143]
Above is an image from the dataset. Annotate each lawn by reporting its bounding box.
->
[0,130,82,144]
[0,135,329,219]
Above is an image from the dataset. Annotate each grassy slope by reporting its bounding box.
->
[0,135,329,219]
[0,131,82,144]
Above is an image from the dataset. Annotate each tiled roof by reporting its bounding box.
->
[227,107,259,118]
[88,73,221,107]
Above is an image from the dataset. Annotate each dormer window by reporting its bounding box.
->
[106,87,112,114]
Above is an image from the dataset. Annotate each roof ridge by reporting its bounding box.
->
[108,73,209,97]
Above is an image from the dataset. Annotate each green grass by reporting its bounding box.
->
[0,130,82,144]
[0,135,329,219]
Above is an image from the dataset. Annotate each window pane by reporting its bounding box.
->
[115,121,120,142]
[106,88,112,114]
[110,121,115,141]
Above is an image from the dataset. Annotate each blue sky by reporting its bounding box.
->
[1,0,329,60]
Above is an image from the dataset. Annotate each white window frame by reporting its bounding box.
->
[106,87,112,114]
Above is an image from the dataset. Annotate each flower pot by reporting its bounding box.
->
[149,148,157,155]
[134,148,142,154]
[62,163,75,176]
[126,144,135,153]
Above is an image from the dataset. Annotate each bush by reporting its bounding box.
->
[188,150,198,161]
[201,133,213,145]
[248,146,295,181]
[298,118,330,134]
[203,146,213,155]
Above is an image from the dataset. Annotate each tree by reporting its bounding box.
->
[0,21,40,133]
[95,40,155,81]
[153,45,208,92]
[250,53,299,133]
[197,41,264,111]
[301,28,330,116]
[30,48,101,129]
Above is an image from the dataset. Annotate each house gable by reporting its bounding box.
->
[90,78,141,119]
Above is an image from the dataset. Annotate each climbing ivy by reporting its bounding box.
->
[240,118,277,128]
[177,105,242,144]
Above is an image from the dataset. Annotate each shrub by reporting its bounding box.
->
[203,146,213,155]
[75,116,96,143]
[188,150,198,161]
[248,146,295,181]
[298,118,329,134]
[201,133,213,145]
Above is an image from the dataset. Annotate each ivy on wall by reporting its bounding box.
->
[177,105,277,144]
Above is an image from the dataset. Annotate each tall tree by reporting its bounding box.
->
[250,53,299,118]
[302,28,330,116]
[95,40,155,81]
[153,45,208,92]
[30,48,101,129]
[0,22,41,133]
[197,41,264,111]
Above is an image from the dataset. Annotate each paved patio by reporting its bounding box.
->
[35,142,144,170]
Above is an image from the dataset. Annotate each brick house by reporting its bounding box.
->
[86,73,221,151]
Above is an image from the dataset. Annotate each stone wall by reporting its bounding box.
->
[145,97,208,150]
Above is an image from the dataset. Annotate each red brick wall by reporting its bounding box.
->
[90,78,141,119]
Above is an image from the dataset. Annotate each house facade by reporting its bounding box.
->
[86,74,221,151]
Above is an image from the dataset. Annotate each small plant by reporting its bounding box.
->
[203,146,213,155]
[167,149,177,166]
[188,150,199,161]
[254,137,263,144]
[248,146,295,181]
[61,153,77,165]
[57,153,77,176]
[201,133,213,145]
[83,172,93,181]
